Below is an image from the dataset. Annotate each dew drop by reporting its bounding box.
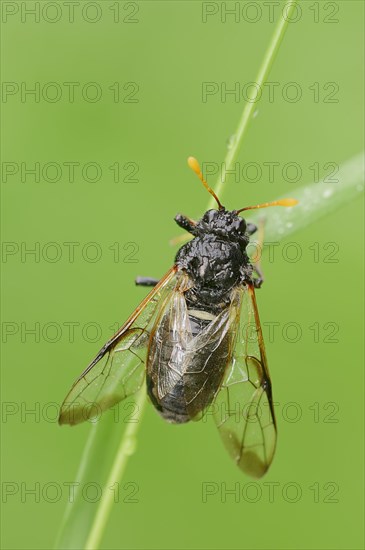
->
[227,134,236,150]
[124,436,137,456]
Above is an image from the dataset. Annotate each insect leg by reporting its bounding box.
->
[174,214,197,235]
[135,276,159,287]
[252,264,264,288]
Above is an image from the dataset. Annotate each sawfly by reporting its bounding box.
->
[59,157,298,478]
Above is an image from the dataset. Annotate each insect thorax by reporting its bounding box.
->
[175,234,252,312]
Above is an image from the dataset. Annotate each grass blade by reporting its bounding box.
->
[55,386,147,550]
[248,151,365,242]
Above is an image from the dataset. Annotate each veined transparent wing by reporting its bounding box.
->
[59,266,178,425]
[183,295,240,420]
[213,284,277,478]
[147,272,193,401]
[147,274,239,421]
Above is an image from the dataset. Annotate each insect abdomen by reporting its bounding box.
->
[147,376,190,424]
[147,308,230,424]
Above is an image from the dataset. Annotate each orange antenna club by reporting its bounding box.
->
[188,156,223,210]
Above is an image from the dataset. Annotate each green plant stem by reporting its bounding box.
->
[207,0,297,209]
[84,384,148,550]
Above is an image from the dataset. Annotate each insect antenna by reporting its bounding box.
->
[235,198,298,214]
[188,157,223,210]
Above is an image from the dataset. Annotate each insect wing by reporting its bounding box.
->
[213,284,277,478]
[59,266,178,425]
[147,272,193,401]
[183,299,240,420]
[147,274,239,421]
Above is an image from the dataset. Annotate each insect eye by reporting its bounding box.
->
[238,219,246,233]
[203,210,217,223]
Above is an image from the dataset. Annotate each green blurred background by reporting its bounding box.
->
[1,1,364,549]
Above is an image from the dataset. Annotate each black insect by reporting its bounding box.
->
[59,157,297,478]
